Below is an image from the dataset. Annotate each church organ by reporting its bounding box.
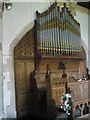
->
[36,2,82,56]
[35,2,86,83]
[35,2,88,119]
[14,2,89,119]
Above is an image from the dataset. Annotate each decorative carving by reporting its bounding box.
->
[14,28,34,58]
[58,61,67,78]
[57,1,77,16]
[45,64,51,81]
[62,65,67,78]
[86,68,90,80]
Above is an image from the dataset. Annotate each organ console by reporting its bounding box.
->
[36,2,81,56]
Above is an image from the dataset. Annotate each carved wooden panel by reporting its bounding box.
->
[38,58,86,81]
[52,86,65,107]
[70,84,83,100]
[51,78,67,107]
[69,81,89,102]
[69,81,90,118]
[14,28,34,58]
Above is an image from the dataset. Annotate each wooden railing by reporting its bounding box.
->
[68,80,90,118]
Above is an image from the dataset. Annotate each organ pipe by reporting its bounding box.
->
[36,2,82,56]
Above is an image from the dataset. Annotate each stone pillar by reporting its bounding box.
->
[0,51,3,119]
[0,9,3,119]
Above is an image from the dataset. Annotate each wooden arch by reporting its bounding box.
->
[14,27,36,118]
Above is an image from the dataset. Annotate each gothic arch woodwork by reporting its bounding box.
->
[14,27,35,118]
[14,28,34,59]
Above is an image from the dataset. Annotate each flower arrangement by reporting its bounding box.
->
[60,93,72,115]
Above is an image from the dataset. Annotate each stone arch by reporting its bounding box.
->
[9,20,34,56]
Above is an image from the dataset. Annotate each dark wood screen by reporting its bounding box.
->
[14,27,35,118]
[14,28,34,58]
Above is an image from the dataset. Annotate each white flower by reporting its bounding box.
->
[66,104,69,108]
[78,79,82,82]
[60,106,62,109]
[66,93,71,98]
[65,100,68,106]
[68,113,70,115]
[60,92,72,114]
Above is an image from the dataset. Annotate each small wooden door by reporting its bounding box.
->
[15,59,34,117]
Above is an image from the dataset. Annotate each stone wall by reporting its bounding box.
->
[0,10,3,118]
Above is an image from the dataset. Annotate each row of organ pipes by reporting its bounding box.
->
[36,2,82,56]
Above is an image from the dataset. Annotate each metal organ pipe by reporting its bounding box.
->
[57,6,61,55]
[36,2,82,56]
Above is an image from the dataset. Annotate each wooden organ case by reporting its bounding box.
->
[35,2,86,80]
[35,2,86,119]
[14,2,87,119]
